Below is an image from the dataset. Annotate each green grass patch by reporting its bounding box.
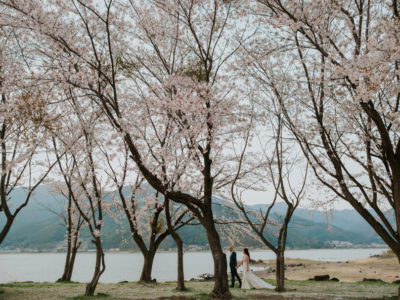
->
[175,287,191,292]
[356,280,396,286]
[97,293,109,297]
[0,282,54,288]
[0,289,20,300]
[56,279,79,284]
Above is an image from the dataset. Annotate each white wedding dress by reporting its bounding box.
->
[240,257,275,290]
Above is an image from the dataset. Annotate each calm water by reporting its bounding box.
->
[0,248,387,283]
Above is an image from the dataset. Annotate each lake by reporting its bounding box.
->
[0,248,387,283]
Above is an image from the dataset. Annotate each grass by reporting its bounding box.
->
[66,293,110,300]
[56,280,80,284]
[0,279,397,299]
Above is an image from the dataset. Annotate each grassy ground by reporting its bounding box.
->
[0,279,398,300]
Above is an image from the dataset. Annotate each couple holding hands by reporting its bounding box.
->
[228,246,275,290]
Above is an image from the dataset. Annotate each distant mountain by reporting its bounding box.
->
[251,202,384,244]
[0,186,385,251]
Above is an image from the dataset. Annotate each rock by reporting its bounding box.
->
[118,281,129,284]
[197,273,214,281]
[287,263,304,268]
[363,278,384,282]
[312,275,330,281]
[392,280,400,284]
[330,278,339,282]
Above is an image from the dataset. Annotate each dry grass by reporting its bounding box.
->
[0,279,397,300]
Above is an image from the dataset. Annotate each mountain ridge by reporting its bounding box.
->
[0,186,385,251]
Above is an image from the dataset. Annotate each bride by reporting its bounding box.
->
[236,248,275,290]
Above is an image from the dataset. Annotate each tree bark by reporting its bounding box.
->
[61,242,79,281]
[164,197,186,290]
[85,238,105,296]
[60,238,72,281]
[140,250,156,282]
[0,218,13,245]
[204,219,230,299]
[275,251,285,292]
[175,236,185,290]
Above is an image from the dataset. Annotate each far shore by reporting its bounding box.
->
[0,246,389,255]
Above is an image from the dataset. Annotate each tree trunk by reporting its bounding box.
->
[175,233,185,290]
[0,217,13,245]
[204,219,231,299]
[140,250,156,282]
[66,244,79,280]
[60,232,80,281]
[397,254,400,300]
[60,238,72,281]
[164,197,186,290]
[275,251,285,292]
[85,238,105,296]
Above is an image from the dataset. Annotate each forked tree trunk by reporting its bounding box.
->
[275,251,285,292]
[140,250,156,282]
[85,238,105,296]
[204,219,230,299]
[63,243,80,281]
[60,232,80,281]
[67,244,79,279]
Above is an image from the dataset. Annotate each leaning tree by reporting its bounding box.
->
[250,0,400,266]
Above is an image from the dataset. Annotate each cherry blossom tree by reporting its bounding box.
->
[47,156,85,282]
[0,21,57,244]
[102,143,193,284]
[0,0,255,296]
[248,0,400,268]
[231,112,308,292]
[0,1,253,297]
[52,89,110,296]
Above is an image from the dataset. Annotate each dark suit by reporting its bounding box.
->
[229,251,241,287]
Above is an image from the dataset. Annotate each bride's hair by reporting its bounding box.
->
[243,248,250,260]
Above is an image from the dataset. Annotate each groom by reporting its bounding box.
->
[229,246,241,288]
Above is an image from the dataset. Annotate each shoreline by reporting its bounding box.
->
[252,255,399,284]
[0,246,389,255]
